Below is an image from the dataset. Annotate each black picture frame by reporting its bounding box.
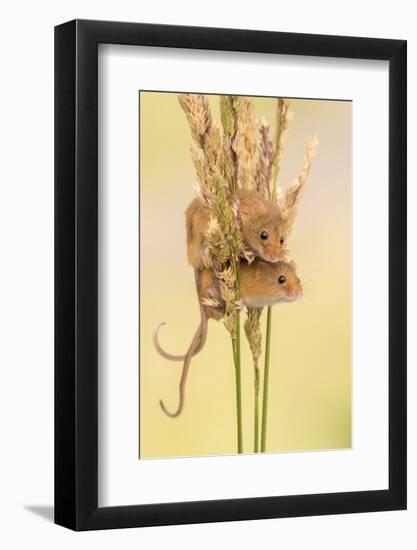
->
[55,19,407,531]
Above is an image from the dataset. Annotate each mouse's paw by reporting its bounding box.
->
[235,299,244,311]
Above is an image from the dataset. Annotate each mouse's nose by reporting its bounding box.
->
[291,288,302,299]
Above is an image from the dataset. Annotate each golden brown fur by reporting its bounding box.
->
[240,260,302,308]
[198,259,302,314]
[186,189,288,268]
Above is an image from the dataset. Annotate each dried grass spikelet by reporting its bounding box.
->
[255,119,274,200]
[222,137,235,193]
[219,95,236,137]
[282,135,319,231]
[244,307,262,370]
[204,216,230,266]
[240,242,256,265]
[201,296,222,310]
[203,223,242,338]
[178,94,213,150]
[179,93,248,340]
[190,148,208,197]
[203,124,224,175]
[220,95,259,191]
[231,97,259,191]
[202,164,243,338]
[179,93,226,204]
[210,264,237,336]
[244,305,263,448]
[190,155,219,206]
[219,96,238,191]
[190,140,224,205]
[272,99,293,198]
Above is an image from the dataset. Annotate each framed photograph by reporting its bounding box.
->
[55,19,406,530]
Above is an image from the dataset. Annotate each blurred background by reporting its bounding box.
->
[139,92,351,459]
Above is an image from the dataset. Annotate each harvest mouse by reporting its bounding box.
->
[154,260,302,417]
[186,189,289,269]
[239,259,302,308]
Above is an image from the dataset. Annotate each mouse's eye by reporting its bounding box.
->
[260,231,269,240]
[278,275,286,284]
[280,237,285,245]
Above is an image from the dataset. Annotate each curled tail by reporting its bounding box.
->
[159,305,208,417]
[153,268,207,362]
[153,320,207,362]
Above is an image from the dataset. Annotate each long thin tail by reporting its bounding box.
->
[159,307,208,417]
[153,320,206,361]
[153,268,207,362]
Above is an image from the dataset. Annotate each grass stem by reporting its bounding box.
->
[261,99,286,452]
[233,308,243,454]
[254,362,260,452]
[261,306,272,452]
[231,168,243,454]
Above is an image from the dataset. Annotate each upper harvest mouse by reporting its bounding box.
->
[186,189,289,269]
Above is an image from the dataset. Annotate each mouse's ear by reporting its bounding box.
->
[287,258,297,270]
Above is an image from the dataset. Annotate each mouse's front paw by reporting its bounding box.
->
[235,299,244,311]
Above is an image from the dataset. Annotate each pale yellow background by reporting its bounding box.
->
[139,92,351,459]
